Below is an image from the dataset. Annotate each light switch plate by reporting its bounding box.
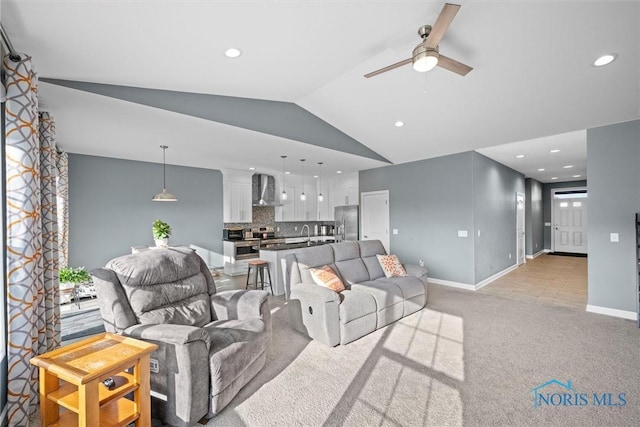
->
[610,233,619,243]
[392,229,398,235]
[458,230,468,238]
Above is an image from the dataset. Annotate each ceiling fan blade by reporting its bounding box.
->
[364,58,412,78]
[425,3,461,49]
[437,54,473,76]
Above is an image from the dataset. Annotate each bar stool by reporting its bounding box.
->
[246,259,273,294]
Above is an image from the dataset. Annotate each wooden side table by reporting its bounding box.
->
[30,332,157,427]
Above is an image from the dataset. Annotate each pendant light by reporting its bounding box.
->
[152,145,177,202]
[317,162,324,202]
[299,159,307,201]
[280,155,288,201]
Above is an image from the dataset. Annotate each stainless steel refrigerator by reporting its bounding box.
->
[334,205,359,242]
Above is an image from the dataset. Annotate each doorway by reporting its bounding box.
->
[552,189,588,254]
[361,190,390,253]
[516,192,525,266]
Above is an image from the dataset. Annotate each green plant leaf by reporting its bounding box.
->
[152,219,172,239]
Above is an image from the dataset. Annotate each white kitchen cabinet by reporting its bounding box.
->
[275,185,295,221]
[223,241,250,276]
[295,186,317,221]
[222,169,253,223]
[317,180,332,221]
[224,181,252,223]
[330,172,359,217]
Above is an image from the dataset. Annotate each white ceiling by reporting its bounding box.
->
[2,1,639,179]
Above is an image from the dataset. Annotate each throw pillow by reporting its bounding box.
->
[376,254,407,278]
[309,265,345,293]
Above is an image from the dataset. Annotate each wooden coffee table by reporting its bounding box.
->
[30,332,157,427]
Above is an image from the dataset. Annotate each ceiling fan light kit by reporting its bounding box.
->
[412,44,439,72]
[365,3,472,79]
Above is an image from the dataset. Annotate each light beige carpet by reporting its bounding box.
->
[208,284,640,427]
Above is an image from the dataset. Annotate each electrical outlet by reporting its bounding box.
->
[150,358,159,373]
[393,229,399,235]
[419,259,424,267]
[276,227,280,232]
[294,226,298,231]
[509,253,512,259]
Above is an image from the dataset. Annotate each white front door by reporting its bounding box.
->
[553,196,588,253]
[361,190,390,253]
[516,192,526,265]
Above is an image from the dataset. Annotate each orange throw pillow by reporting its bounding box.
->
[376,254,407,278]
[309,265,345,293]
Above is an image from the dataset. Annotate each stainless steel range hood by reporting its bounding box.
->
[252,174,280,206]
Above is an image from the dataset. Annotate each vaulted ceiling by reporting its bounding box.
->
[2,1,638,180]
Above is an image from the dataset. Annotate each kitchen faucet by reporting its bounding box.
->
[301,224,311,246]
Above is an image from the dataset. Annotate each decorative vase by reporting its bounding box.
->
[155,238,169,248]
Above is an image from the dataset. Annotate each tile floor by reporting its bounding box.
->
[479,253,587,309]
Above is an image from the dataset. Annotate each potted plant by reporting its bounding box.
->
[59,266,92,304]
[152,219,172,247]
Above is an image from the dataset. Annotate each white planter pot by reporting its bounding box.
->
[155,238,169,247]
[59,282,75,304]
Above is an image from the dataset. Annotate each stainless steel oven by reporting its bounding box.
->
[234,240,259,260]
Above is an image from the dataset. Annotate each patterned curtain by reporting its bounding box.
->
[56,152,69,267]
[4,54,61,426]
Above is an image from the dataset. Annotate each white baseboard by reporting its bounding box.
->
[428,278,476,291]
[474,264,518,290]
[526,249,547,260]
[429,263,518,291]
[586,305,638,321]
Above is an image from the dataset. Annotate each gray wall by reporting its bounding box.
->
[525,178,544,256]
[586,119,640,313]
[360,152,475,284]
[473,153,525,282]
[541,180,587,249]
[68,154,223,270]
[359,151,524,285]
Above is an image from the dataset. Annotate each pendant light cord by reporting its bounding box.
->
[161,145,168,189]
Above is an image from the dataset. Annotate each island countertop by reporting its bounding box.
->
[259,241,328,251]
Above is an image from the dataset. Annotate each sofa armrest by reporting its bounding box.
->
[122,323,210,426]
[290,282,340,303]
[211,289,270,321]
[124,323,211,349]
[288,282,341,347]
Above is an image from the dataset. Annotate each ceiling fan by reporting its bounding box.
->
[364,3,472,78]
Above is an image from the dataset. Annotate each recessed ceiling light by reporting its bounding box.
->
[394,121,404,127]
[313,175,319,178]
[593,53,616,67]
[336,171,343,174]
[225,48,242,58]
[516,154,525,158]
[285,171,291,175]
[563,165,573,169]
[551,177,558,180]
[550,149,560,153]
[249,167,255,171]
[573,174,581,178]
[537,168,545,172]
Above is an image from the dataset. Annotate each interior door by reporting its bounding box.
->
[553,196,588,253]
[516,192,525,265]
[361,191,390,253]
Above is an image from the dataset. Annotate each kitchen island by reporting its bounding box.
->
[259,237,334,297]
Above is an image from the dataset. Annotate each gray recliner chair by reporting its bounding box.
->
[91,247,271,426]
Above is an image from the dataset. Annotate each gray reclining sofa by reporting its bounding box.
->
[92,247,271,426]
[286,240,428,346]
